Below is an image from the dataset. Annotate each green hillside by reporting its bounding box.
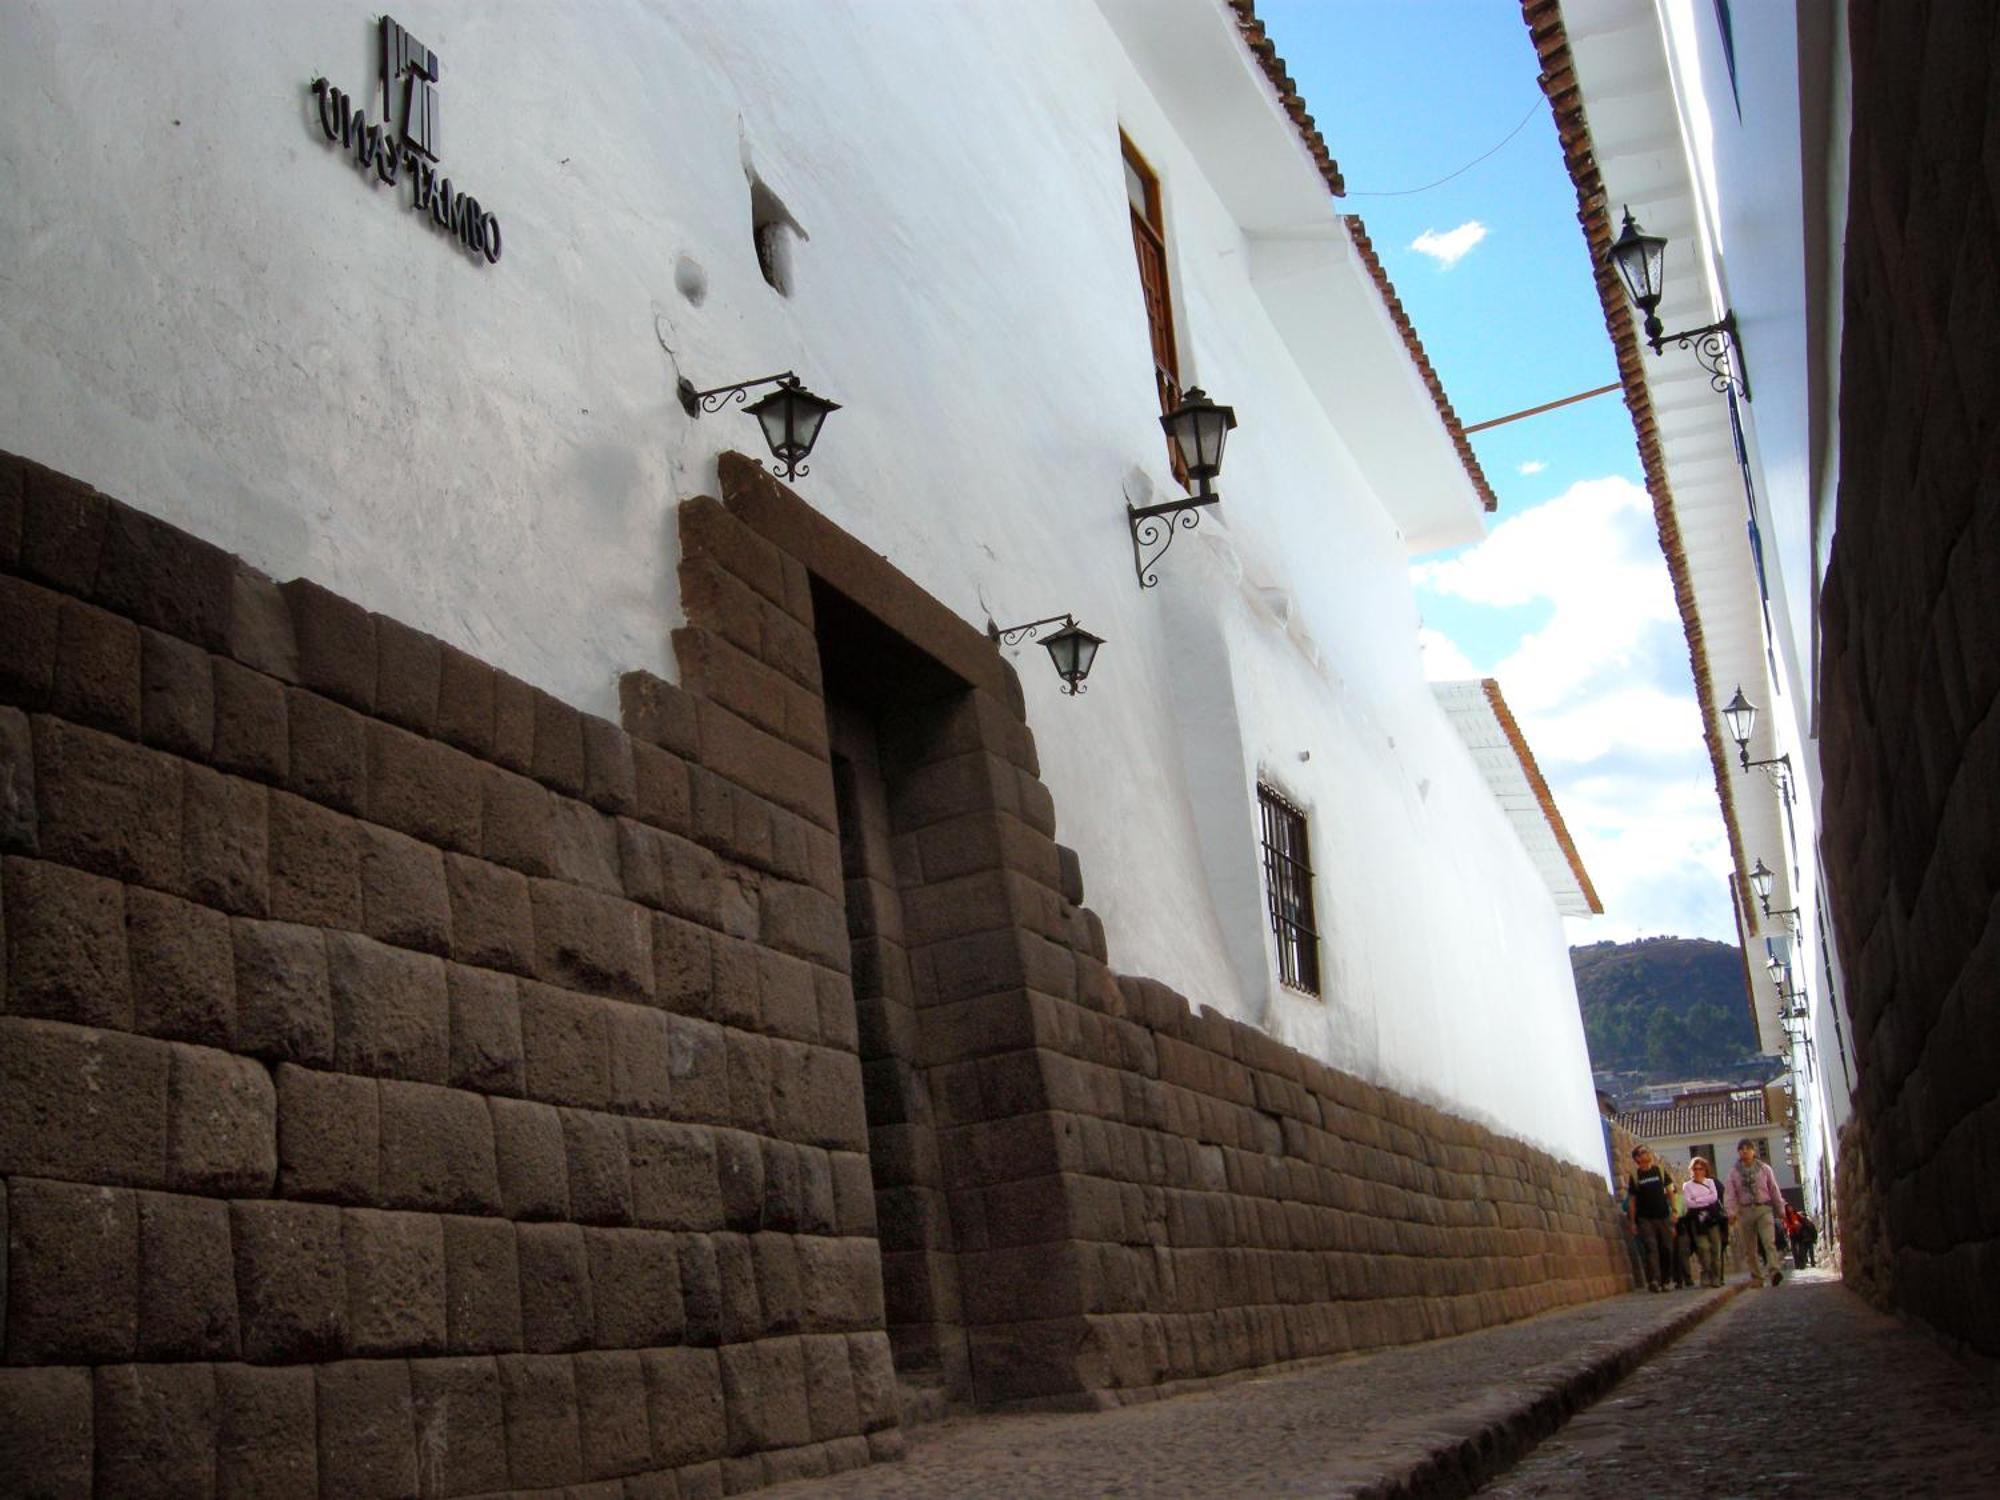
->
[1571,936,1764,1076]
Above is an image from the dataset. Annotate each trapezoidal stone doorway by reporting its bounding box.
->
[675,454,1099,1412]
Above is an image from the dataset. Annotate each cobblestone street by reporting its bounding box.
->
[764,1274,2000,1498]
[1482,1270,2000,1498]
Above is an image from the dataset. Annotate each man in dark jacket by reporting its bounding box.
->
[1626,1145,1677,1293]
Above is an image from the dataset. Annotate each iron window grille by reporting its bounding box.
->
[1258,785,1321,995]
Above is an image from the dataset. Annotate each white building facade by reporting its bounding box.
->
[1530,0,1857,1223]
[2,0,1606,1170]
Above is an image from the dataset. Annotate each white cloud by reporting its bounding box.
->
[1413,475,1734,941]
[1517,459,1547,475]
[1416,627,1480,682]
[1410,220,1488,269]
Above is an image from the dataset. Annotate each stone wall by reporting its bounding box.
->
[0,446,1629,1494]
[1823,2,2000,1354]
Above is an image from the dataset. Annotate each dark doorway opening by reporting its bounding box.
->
[814,578,974,1408]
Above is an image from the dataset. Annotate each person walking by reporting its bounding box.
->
[1724,1138,1787,1286]
[1680,1156,1727,1286]
[1794,1211,1820,1268]
[1626,1145,1677,1293]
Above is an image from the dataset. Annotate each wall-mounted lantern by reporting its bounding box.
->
[678,370,840,480]
[1129,386,1237,589]
[1763,955,1806,1015]
[1607,209,1750,401]
[987,614,1104,696]
[1721,685,1793,799]
[1748,858,1800,930]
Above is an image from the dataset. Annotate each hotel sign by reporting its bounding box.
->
[311,16,503,264]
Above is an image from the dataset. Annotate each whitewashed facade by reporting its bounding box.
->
[0,1,1608,1167]
[1543,0,1856,1218]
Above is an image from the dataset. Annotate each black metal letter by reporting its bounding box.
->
[480,213,502,263]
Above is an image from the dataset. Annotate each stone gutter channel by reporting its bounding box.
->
[765,1285,1747,1499]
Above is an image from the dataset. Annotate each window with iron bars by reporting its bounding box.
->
[1258,785,1321,995]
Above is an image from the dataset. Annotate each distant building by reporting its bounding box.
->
[1616,1081,1799,1202]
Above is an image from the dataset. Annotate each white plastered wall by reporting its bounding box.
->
[0,0,1606,1168]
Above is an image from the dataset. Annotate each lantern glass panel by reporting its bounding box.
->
[1722,687,1757,748]
[1162,388,1236,482]
[1610,210,1668,312]
[1040,623,1103,688]
[1750,859,1775,902]
[747,382,839,463]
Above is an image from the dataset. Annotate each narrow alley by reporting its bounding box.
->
[763,1275,2000,1498]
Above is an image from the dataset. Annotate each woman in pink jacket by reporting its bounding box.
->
[1724,1138,1787,1286]
[1680,1157,1726,1286]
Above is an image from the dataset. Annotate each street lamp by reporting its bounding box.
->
[1607,209,1750,400]
[1749,857,1801,930]
[678,370,841,481]
[1129,387,1237,589]
[988,614,1104,696]
[1720,685,1793,797]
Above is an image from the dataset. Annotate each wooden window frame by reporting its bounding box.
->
[1121,132,1188,486]
[1258,785,1322,996]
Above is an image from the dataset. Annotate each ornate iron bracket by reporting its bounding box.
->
[1127,490,1220,590]
[1740,749,1793,804]
[677,370,797,418]
[1643,310,1750,401]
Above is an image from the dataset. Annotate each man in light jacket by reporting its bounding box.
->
[1724,1138,1787,1286]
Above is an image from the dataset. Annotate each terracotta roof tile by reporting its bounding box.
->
[1225,2,1498,515]
[1617,1094,1774,1140]
[1482,679,1602,913]
[1225,0,1346,197]
[1520,0,1758,963]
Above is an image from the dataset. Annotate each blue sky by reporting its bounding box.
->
[1257,2,1736,945]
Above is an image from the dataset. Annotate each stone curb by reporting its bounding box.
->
[1347,1285,1746,1500]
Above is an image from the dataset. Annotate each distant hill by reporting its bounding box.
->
[1571,936,1764,1078]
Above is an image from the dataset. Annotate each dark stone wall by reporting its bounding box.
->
[0,446,1629,1493]
[1824,2,2000,1352]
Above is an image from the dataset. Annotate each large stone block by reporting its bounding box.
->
[574,1349,653,1482]
[512,1221,592,1357]
[181,761,270,917]
[366,719,481,855]
[563,1107,636,1225]
[126,885,234,1046]
[281,579,375,712]
[3,855,130,1028]
[167,1041,276,1195]
[800,1332,862,1441]
[629,1120,724,1231]
[378,1078,501,1215]
[519,981,613,1109]
[6,1178,138,1363]
[719,1337,812,1455]
[586,1227,685,1348]
[95,499,235,651]
[444,853,534,975]
[372,616,441,737]
[230,1197,348,1361]
[446,962,524,1095]
[215,1363,317,1499]
[343,1206,447,1355]
[489,1096,570,1220]
[0,1018,170,1187]
[403,1356,506,1498]
[608,1003,675,1119]
[436,643,496,760]
[276,1063,379,1203]
[530,880,656,1003]
[497,1353,582,1490]
[443,1215,522,1356]
[357,822,451,956]
[282,688,367,816]
[315,1359,417,1500]
[327,932,449,1083]
[50,597,140,739]
[0,575,62,712]
[92,1362,218,1500]
[136,1189,239,1360]
[0,1367,92,1499]
[211,657,288,784]
[640,1345,726,1468]
[32,715,182,889]
[0,706,36,855]
[267,788,362,929]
